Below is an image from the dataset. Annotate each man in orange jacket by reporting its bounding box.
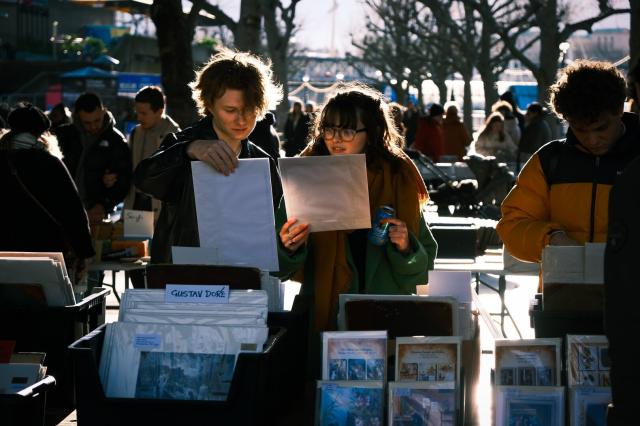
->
[497,59,640,263]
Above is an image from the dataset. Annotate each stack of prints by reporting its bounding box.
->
[316,331,386,426]
[494,338,564,426]
[98,287,269,401]
[0,252,75,306]
[567,335,611,426]
[389,336,460,426]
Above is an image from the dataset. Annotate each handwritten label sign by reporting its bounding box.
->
[165,284,230,304]
[124,209,154,239]
[134,334,161,350]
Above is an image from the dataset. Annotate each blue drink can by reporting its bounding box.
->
[368,205,395,246]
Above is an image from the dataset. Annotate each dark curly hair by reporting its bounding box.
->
[305,82,406,170]
[550,59,626,122]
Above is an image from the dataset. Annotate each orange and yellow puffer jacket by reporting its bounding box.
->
[497,112,640,263]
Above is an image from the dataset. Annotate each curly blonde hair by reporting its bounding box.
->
[190,48,282,119]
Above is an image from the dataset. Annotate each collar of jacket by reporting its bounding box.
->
[175,115,251,157]
[564,112,640,156]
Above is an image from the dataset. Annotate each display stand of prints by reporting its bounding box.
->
[190,159,278,271]
[99,287,269,401]
[494,339,561,386]
[118,289,269,326]
[388,382,456,426]
[566,335,611,426]
[278,154,371,232]
[316,381,384,426]
[495,386,564,426]
[322,331,387,382]
[395,336,461,388]
[98,322,268,400]
[566,335,610,387]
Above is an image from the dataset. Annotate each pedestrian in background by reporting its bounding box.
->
[0,103,94,284]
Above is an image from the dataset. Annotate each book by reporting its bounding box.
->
[569,387,611,426]
[495,338,561,386]
[566,335,610,387]
[495,386,564,426]
[395,336,461,389]
[388,381,456,426]
[315,380,384,426]
[322,330,387,381]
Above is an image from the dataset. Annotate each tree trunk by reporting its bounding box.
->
[478,23,498,115]
[235,0,262,53]
[432,77,447,106]
[631,0,640,69]
[271,50,290,131]
[536,1,560,106]
[150,0,198,127]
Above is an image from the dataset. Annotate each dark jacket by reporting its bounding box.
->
[249,112,280,160]
[519,115,552,156]
[0,146,94,259]
[134,116,283,263]
[284,112,311,157]
[56,113,132,211]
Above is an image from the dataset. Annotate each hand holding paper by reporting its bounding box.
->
[279,218,309,253]
[187,139,239,176]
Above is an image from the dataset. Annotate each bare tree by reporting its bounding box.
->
[353,0,452,107]
[150,0,201,127]
[473,0,631,103]
[261,0,302,127]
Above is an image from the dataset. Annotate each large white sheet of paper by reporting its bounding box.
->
[278,154,370,232]
[191,159,278,271]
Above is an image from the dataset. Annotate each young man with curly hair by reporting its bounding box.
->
[497,59,640,263]
[134,49,283,263]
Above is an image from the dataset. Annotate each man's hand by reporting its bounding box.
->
[102,169,118,188]
[187,139,239,176]
[549,230,579,246]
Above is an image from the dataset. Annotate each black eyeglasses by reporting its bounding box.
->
[321,126,367,141]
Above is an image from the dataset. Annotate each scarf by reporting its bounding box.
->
[301,148,427,330]
[0,132,47,151]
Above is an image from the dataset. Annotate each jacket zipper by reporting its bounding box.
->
[589,156,599,242]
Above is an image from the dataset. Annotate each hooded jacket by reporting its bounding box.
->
[56,110,132,211]
[497,112,640,262]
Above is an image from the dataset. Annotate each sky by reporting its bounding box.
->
[214,0,630,56]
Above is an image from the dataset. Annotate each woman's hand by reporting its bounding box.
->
[279,218,310,253]
[384,218,411,254]
[186,139,239,175]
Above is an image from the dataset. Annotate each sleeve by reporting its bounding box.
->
[133,133,191,202]
[384,211,437,292]
[46,157,95,259]
[102,136,132,211]
[272,200,308,280]
[496,154,564,262]
[83,134,132,211]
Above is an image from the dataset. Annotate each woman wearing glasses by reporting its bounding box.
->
[276,83,438,332]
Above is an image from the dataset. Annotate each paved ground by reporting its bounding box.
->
[58,262,539,426]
